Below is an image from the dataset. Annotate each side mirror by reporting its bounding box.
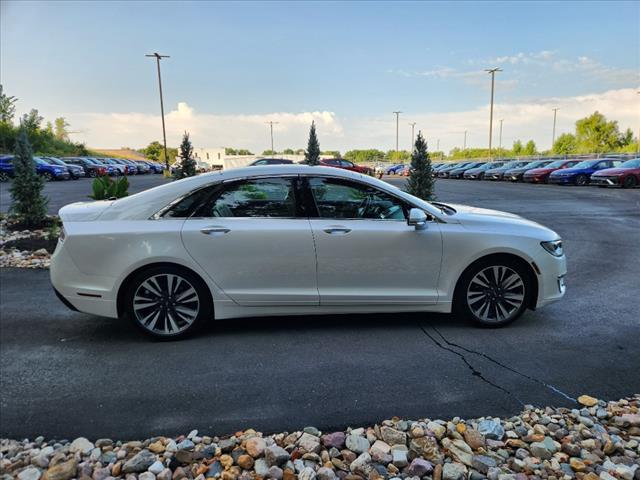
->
[408,208,428,230]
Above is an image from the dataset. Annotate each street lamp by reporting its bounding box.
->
[265,121,279,157]
[463,130,467,150]
[499,119,504,151]
[408,122,416,151]
[393,111,402,152]
[552,108,559,148]
[485,68,502,159]
[145,52,170,172]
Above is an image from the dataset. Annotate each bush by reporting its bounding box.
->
[89,175,129,200]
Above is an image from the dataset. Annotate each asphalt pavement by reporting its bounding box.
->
[1,177,639,440]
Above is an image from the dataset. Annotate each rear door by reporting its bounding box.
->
[180,176,319,306]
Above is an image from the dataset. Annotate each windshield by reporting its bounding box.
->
[46,158,65,166]
[482,162,503,169]
[572,160,597,168]
[34,158,48,165]
[620,159,640,168]
[501,161,521,168]
[544,160,568,168]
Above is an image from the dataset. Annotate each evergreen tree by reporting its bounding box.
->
[304,121,320,165]
[9,128,48,227]
[0,84,18,123]
[406,131,435,201]
[178,131,197,178]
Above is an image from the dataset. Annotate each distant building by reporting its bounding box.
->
[181,148,338,171]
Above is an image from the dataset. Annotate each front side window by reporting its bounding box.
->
[308,177,407,220]
[203,178,297,218]
[340,160,355,168]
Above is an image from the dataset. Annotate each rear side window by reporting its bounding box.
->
[198,178,297,218]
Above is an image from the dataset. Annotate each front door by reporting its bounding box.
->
[305,176,443,305]
[180,176,318,306]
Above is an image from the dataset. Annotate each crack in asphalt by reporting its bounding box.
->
[417,322,526,407]
[431,327,577,403]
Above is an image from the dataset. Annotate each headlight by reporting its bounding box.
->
[541,239,563,257]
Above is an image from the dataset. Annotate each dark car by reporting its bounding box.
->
[33,157,70,180]
[503,160,555,182]
[110,158,137,175]
[590,158,640,188]
[548,159,622,186]
[484,160,531,180]
[320,158,373,175]
[140,160,163,173]
[249,158,294,166]
[523,160,581,184]
[63,157,109,177]
[438,162,470,178]
[0,155,14,181]
[463,161,505,180]
[131,160,151,174]
[42,157,85,180]
[449,161,486,179]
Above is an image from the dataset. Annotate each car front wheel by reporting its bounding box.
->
[574,174,588,186]
[42,172,53,181]
[623,176,637,188]
[125,266,212,339]
[455,259,531,327]
[0,172,8,182]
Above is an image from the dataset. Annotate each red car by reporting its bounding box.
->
[522,159,580,183]
[590,158,640,188]
[320,158,373,175]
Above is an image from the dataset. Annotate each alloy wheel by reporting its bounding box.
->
[623,176,637,188]
[575,174,587,186]
[0,172,8,182]
[466,265,525,323]
[43,172,53,181]
[132,273,200,336]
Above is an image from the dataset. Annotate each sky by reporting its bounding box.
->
[1,0,639,153]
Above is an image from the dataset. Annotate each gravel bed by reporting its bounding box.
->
[2,395,639,480]
[0,216,56,269]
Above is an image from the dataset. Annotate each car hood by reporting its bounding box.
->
[446,203,557,239]
[592,167,636,176]
[524,167,553,175]
[551,168,590,175]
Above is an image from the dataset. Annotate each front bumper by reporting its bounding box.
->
[523,175,546,183]
[548,175,573,184]
[590,176,619,186]
[54,171,71,179]
[533,249,567,308]
[486,173,503,180]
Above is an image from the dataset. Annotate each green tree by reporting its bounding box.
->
[21,109,43,135]
[303,121,320,165]
[237,149,253,155]
[512,140,524,155]
[282,148,295,154]
[262,149,276,156]
[225,147,238,155]
[575,111,621,153]
[54,117,70,140]
[553,133,577,154]
[142,141,163,161]
[523,140,537,156]
[406,132,435,201]
[343,149,385,163]
[0,84,17,124]
[178,132,197,178]
[385,150,411,162]
[9,128,48,227]
[321,150,340,157]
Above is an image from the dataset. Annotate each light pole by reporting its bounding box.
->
[393,111,402,152]
[145,52,170,172]
[485,67,502,159]
[463,130,467,150]
[637,92,640,154]
[265,121,279,157]
[408,122,416,151]
[499,119,503,151]
[552,108,559,148]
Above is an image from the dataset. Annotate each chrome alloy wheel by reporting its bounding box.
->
[466,266,525,323]
[133,273,200,336]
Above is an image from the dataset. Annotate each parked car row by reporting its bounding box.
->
[0,155,164,182]
[431,158,640,188]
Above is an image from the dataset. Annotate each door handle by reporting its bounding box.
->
[200,226,231,235]
[323,227,351,235]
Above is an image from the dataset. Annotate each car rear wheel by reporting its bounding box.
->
[623,176,637,188]
[125,266,212,339]
[88,170,97,177]
[574,174,588,186]
[42,172,53,181]
[455,259,531,327]
[0,172,8,182]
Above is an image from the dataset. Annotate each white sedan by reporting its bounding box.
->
[50,165,566,338]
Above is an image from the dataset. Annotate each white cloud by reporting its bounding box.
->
[65,88,639,154]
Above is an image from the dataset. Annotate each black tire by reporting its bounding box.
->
[42,172,53,181]
[124,265,213,340]
[454,257,532,328]
[89,170,97,178]
[622,175,637,188]
[574,174,588,186]
[0,172,8,182]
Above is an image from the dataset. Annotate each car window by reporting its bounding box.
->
[340,160,354,168]
[253,160,267,165]
[308,177,407,220]
[202,178,297,218]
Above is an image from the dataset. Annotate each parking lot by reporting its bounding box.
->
[1,176,639,440]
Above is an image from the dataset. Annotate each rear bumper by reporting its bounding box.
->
[50,240,119,318]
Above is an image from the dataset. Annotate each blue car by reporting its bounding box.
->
[34,157,71,180]
[0,155,14,181]
[548,158,622,186]
[385,164,406,175]
[42,157,85,180]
